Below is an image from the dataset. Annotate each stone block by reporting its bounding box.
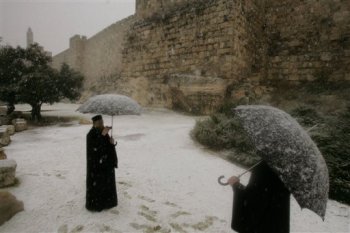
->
[0,191,24,226]
[0,107,6,116]
[0,159,17,188]
[0,127,10,147]
[0,116,11,126]
[0,148,6,160]
[4,125,15,136]
[11,119,28,132]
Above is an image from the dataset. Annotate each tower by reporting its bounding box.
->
[27,27,34,47]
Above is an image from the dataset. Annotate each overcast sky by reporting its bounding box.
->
[0,0,135,55]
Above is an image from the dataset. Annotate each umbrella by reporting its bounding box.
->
[77,94,142,136]
[228,105,329,219]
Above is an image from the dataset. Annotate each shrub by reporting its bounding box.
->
[191,113,259,166]
[309,106,350,204]
[290,106,324,126]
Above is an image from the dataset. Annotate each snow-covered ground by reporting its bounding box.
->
[1,103,349,233]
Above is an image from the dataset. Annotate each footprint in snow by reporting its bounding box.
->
[109,209,119,215]
[117,181,132,189]
[123,191,132,199]
[138,205,158,222]
[70,225,84,233]
[163,201,179,208]
[130,223,167,233]
[138,195,155,203]
[57,224,84,233]
[170,211,191,218]
[169,223,188,233]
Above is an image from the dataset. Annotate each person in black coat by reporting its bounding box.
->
[86,115,118,212]
[227,161,290,233]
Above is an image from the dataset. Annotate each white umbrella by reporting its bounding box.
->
[77,94,142,136]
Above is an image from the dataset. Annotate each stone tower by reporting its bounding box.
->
[26,27,34,48]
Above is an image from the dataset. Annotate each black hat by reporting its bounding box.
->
[91,115,102,122]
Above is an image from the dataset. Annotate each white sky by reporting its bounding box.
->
[0,0,135,55]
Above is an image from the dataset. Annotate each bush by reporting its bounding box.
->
[289,105,350,204]
[309,107,350,204]
[290,106,324,127]
[191,113,259,166]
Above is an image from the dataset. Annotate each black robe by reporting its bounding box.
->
[86,127,118,211]
[231,162,290,233]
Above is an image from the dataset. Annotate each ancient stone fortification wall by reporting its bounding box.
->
[121,0,266,114]
[136,0,190,18]
[52,0,350,114]
[52,16,136,99]
[52,35,86,72]
[264,0,350,83]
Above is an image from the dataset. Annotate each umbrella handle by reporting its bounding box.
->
[218,161,263,186]
[218,176,230,186]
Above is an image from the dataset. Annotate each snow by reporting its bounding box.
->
[77,94,142,116]
[1,104,349,233]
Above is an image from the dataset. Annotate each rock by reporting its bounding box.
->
[0,107,6,116]
[4,125,15,136]
[11,119,28,132]
[0,116,11,126]
[0,127,11,147]
[0,191,24,226]
[79,118,92,125]
[0,159,17,188]
[0,148,6,160]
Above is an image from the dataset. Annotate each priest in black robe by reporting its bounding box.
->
[86,115,118,212]
[227,161,290,233]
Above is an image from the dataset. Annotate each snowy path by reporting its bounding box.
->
[0,104,349,233]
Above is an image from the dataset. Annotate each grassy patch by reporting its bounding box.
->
[21,112,81,127]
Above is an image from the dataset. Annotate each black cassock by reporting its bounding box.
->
[86,127,118,211]
[231,162,290,233]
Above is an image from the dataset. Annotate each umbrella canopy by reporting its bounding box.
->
[77,94,142,116]
[234,105,329,219]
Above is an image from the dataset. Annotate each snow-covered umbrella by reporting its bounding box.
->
[233,105,329,220]
[77,94,142,136]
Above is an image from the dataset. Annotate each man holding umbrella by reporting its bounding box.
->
[219,105,329,233]
[85,115,118,212]
[227,162,291,233]
[78,94,141,211]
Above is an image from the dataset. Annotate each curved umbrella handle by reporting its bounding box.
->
[218,175,230,186]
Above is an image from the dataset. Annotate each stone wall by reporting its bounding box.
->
[52,35,86,73]
[264,0,350,83]
[52,16,136,100]
[52,0,350,114]
[121,0,266,114]
[136,0,191,18]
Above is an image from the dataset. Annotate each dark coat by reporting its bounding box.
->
[231,162,290,233]
[85,127,118,211]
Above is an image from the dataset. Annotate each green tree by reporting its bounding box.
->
[0,45,26,114]
[18,44,84,121]
[0,43,84,121]
[57,63,84,101]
